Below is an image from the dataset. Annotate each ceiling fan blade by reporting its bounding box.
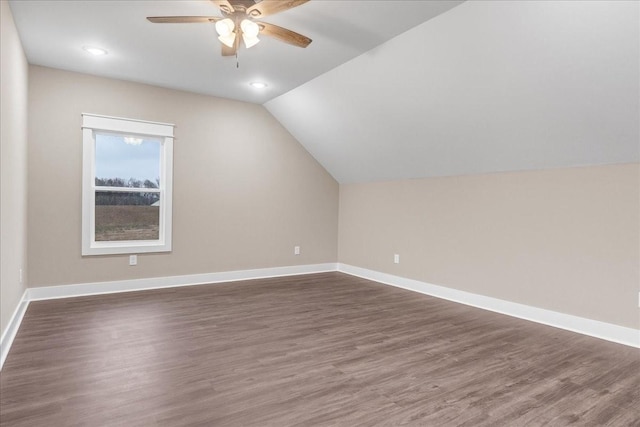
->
[147,16,219,24]
[257,22,311,48]
[247,0,309,18]
[211,0,235,14]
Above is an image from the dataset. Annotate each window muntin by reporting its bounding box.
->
[82,114,174,255]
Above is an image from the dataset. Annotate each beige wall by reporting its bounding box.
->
[339,164,640,329]
[1,1,29,336]
[28,66,338,287]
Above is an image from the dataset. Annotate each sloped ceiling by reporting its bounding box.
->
[266,0,639,183]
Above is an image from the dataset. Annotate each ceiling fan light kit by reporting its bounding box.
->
[147,0,312,57]
[215,18,234,36]
[215,18,261,49]
[241,19,259,38]
[240,19,260,48]
[242,33,260,48]
[218,33,236,48]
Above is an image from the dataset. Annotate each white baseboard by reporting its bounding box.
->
[1,263,336,370]
[3,261,636,372]
[338,263,640,349]
[27,263,338,301]
[0,290,29,371]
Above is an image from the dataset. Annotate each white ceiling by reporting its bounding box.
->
[266,0,640,183]
[8,0,463,104]
[9,0,639,184]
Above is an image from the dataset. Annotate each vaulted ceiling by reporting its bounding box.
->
[9,0,640,183]
[266,0,639,182]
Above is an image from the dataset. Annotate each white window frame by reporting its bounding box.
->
[81,113,174,256]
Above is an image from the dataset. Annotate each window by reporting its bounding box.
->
[82,114,174,255]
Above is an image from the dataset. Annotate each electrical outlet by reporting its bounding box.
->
[394,254,400,264]
[294,246,301,255]
[129,255,137,266]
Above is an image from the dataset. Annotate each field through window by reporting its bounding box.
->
[95,191,160,241]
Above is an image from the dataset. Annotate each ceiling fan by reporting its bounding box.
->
[147,0,312,57]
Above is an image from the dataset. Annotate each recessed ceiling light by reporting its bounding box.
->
[249,82,268,89]
[83,46,108,56]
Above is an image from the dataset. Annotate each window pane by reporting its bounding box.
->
[95,192,160,241]
[95,133,160,188]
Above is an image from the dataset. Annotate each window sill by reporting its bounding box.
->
[82,240,171,256]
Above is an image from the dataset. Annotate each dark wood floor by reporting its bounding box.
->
[1,272,638,426]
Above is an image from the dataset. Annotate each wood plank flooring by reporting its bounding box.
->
[1,272,638,426]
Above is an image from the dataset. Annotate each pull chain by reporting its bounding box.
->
[235,37,240,68]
